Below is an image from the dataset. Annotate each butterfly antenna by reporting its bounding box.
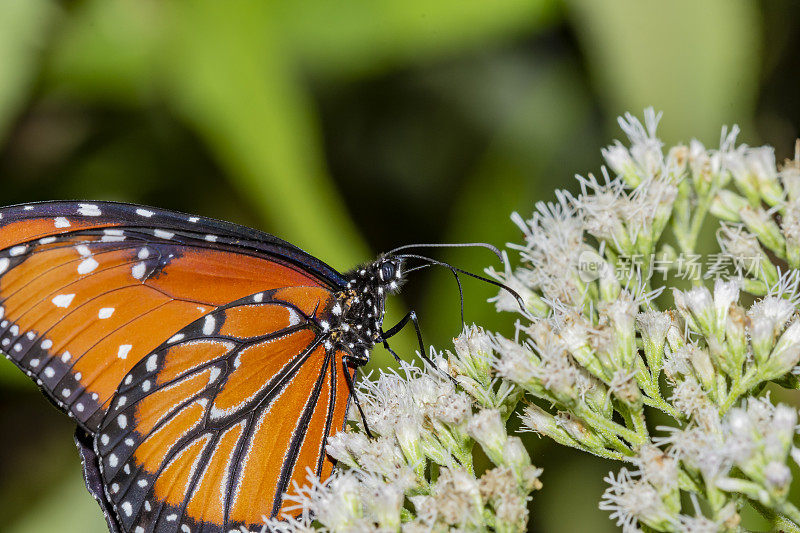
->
[398,252,525,313]
[387,242,503,263]
[399,253,465,326]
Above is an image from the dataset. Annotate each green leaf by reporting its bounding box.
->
[567,0,760,145]
[274,0,559,79]
[0,0,56,142]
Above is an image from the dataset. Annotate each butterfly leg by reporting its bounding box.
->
[341,356,374,438]
[381,311,439,369]
[382,312,457,384]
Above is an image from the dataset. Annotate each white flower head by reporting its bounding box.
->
[505,194,586,304]
[467,409,507,459]
[632,444,679,491]
[573,170,633,252]
[600,468,672,533]
[616,107,665,180]
[747,296,796,364]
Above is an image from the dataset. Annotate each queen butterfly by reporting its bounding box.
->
[0,200,514,533]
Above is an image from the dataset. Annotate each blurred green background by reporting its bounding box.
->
[0,0,798,531]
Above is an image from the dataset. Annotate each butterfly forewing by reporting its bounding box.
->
[0,202,333,432]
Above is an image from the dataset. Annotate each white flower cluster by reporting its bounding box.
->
[265,350,541,532]
[262,110,800,532]
[486,109,800,531]
[603,398,800,533]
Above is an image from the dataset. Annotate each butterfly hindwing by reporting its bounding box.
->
[95,289,353,532]
[76,428,123,533]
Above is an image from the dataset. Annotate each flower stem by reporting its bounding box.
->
[750,500,800,532]
[719,369,757,414]
[576,406,645,447]
[642,394,681,421]
[779,502,800,528]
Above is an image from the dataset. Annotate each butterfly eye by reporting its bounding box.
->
[379,262,395,281]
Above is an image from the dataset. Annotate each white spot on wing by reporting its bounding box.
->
[9,245,26,256]
[78,203,101,216]
[146,354,158,372]
[97,307,115,319]
[136,208,154,217]
[117,414,127,429]
[52,294,75,308]
[76,245,91,256]
[41,339,52,349]
[203,315,215,335]
[77,257,98,274]
[120,500,130,516]
[117,344,132,359]
[0,258,9,274]
[138,248,150,259]
[54,217,70,228]
[204,234,217,242]
[168,333,184,344]
[131,262,146,279]
[39,236,56,244]
[154,229,174,239]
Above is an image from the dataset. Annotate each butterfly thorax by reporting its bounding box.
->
[322,256,404,363]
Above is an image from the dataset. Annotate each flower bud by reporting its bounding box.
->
[674,286,714,337]
[556,412,608,452]
[764,320,800,380]
[747,297,795,365]
[602,142,639,186]
[688,345,717,396]
[520,404,581,449]
[762,461,791,496]
[467,409,507,464]
[710,190,749,222]
[636,310,671,374]
[739,205,786,257]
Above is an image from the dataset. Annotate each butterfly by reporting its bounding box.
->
[0,200,515,533]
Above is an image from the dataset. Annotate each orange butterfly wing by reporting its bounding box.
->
[96,288,353,532]
[0,202,355,532]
